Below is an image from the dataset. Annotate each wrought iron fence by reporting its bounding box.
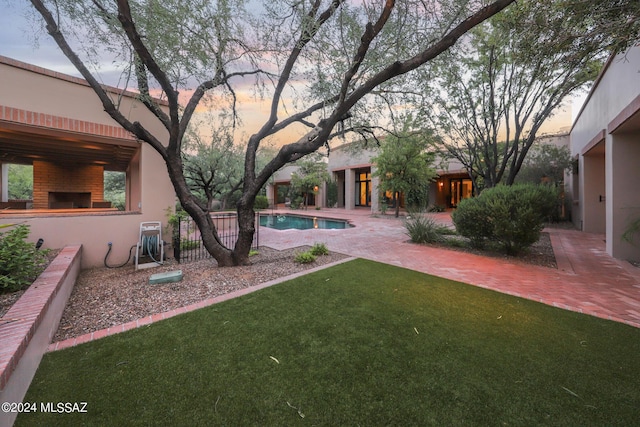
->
[173,212,259,263]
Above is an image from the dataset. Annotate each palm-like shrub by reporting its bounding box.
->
[405,214,445,244]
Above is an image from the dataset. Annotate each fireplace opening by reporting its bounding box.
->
[48,192,91,209]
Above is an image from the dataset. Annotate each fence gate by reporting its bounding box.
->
[173,212,259,263]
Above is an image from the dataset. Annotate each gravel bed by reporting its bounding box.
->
[52,246,349,342]
[429,232,557,269]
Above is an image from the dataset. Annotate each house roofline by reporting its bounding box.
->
[0,55,169,107]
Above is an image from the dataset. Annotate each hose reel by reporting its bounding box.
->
[136,221,164,270]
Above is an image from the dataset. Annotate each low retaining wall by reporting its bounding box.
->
[0,245,81,427]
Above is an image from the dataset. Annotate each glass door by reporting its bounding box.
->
[450,179,473,208]
[355,169,371,207]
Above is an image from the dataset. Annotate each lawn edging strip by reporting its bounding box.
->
[0,245,81,427]
[47,256,357,352]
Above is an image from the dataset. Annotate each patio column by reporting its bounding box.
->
[370,166,379,213]
[266,183,275,208]
[345,168,355,210]
[1,163,8,202]
[607,133,640,262]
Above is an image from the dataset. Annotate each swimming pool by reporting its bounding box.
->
[259,214,352,230]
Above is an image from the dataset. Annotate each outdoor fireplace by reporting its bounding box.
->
[48,192,92,209]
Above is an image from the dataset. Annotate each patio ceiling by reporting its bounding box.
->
[0,125,139,171]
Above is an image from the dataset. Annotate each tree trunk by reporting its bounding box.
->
[166,154,236,266]
[394,192,400,218]
[232,194,257,266]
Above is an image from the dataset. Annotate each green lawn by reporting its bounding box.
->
[17,259,640,426]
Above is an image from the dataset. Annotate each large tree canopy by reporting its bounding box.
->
[422,0,640,190]
[28,0,515,266]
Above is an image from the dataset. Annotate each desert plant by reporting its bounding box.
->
[294,251,316,264]
[405,214,444,244]
[0,224,49,293]
[453,184,558,254]
[310,243,329,256]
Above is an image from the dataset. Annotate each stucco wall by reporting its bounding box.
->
[571,49,640,155]
[0,59,151,126]
[328,143,378,171]
[571,47,640,261]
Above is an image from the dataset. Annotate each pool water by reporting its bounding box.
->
[259,214,351,230]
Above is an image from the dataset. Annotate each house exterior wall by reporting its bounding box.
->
[570,47,640,262]
[1,58,143,126]
[0,57,176,268]
[329,143,379,170]
[329,143,379,211]
[608,132,640,261]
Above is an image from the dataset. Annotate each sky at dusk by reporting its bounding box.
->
[1,1,582,144]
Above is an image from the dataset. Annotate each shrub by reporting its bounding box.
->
[310,242,329,256]
[0,224,49,293]
[405,214,444,244]
[294,251,316,264]
[452,184,558,254]
[180,238,201,251]
[451,196,493,248]
[254,195,269,210]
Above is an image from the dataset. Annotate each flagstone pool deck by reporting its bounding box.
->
[49,208,640,352]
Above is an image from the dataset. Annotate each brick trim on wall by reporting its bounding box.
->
[0,105,136,141]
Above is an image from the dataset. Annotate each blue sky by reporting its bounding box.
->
[0,2,79,74]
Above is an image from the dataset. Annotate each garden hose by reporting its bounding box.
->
[104,243,137,269]
[141,234,164,265]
